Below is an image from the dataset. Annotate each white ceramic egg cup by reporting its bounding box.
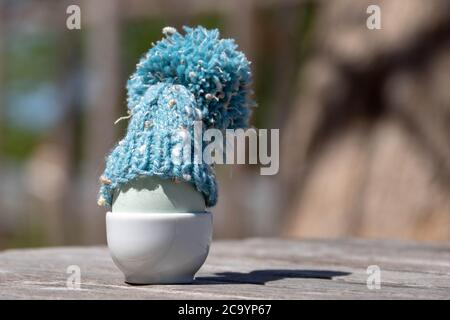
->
[106,177,212,284]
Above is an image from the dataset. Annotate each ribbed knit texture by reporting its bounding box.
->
[98,26,253,208]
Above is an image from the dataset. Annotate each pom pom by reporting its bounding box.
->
[127,26,253,130]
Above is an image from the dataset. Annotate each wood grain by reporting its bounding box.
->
[0,238,449,299]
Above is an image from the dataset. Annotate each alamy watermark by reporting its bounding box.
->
[66,5,81,30]
[66,265,81,290]
[366,4,381,30]
[366,265,381,289]
[145,121,280,176]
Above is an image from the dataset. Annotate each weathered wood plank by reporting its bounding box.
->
[0,238,449,299]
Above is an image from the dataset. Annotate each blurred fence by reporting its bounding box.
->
[0,0,449,249]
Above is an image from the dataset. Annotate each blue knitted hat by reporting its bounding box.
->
[98,26,253,208]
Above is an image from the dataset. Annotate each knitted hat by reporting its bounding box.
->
[98,26,253,208]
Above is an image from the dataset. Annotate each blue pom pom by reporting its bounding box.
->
[127,26,253,130]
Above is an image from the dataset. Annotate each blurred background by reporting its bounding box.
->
[0,0,449,249]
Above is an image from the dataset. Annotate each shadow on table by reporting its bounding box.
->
[195,269,351,285]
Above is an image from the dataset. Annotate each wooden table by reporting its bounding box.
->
[0,238,449,299]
